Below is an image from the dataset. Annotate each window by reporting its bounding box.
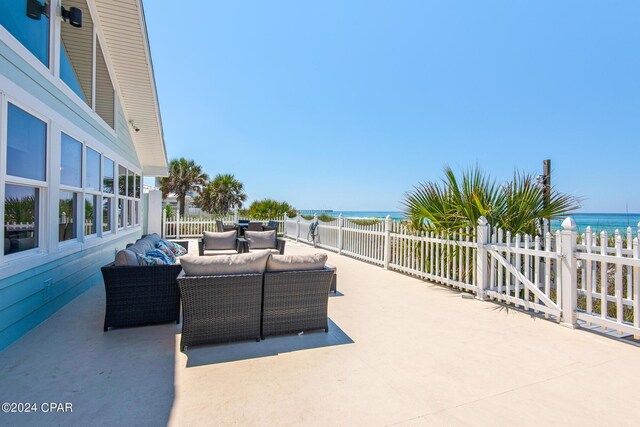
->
[0,0,50,66]
[103,157,114,194]
[59,133,82,243]
[83,147,101,237]
[58,191,77,242]
[61,133,82,187]
[102,157,114,233]
[4,185,39,255]
[135,175,141,198]
[7,104,46,181]
[84,194,97,236]
[102,197,112,233]
[127,170,134,197]
[59,0,93,105]
[95,38,115,128]
[117,166,126,228]
[127,200,133,227]
[117,198,124,229]
[118,165,126,197]
[4,104,47,255]
[85,147,101,192]
[134,200,139,226]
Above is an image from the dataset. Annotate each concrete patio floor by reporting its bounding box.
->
[1,240,640,426]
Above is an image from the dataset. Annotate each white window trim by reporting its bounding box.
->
[2,96,51,263]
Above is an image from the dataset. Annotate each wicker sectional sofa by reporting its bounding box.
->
[101,234,189,331]
[177,252,335,351]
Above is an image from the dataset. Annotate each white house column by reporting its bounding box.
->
[147,189,162,236]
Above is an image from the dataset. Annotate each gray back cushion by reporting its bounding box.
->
[245,230,276,249]
[114,234,161,266]
[203,230,237,250]
[115,249,139,266]
[266,253,328,272]
[127,240,152,255]
[180,251,270,276]
[144,233,161,246]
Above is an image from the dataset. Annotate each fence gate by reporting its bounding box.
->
[485,248,561,318]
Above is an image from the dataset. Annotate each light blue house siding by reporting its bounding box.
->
[0,33,145,350]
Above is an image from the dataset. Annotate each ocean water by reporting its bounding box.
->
[317,211,640,234]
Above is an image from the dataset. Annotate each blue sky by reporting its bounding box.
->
[144,1,639,213]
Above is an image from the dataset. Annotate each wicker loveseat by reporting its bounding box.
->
[177,252,335,350]
[101,234,189,331]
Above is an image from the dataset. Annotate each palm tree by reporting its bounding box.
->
[402,166,581,236]
[195,174,247,214]
[159,158,209,216]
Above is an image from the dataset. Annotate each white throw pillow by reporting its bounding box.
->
[180,251,270,276]
[245,230,276,249]
[266,253,328,272]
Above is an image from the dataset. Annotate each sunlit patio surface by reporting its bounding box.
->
[2,240,640,426]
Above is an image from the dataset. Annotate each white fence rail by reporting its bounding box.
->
[284,214,640,338]
[162,211,285,238]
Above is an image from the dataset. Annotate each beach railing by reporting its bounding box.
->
[283,213,640,339]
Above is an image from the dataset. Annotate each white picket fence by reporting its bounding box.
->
[162,211,285,238]
[284,213,640,338]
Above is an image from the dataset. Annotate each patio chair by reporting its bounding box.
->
[242,230,286,254]
[198,231,243,256]
[247,221,264,231]
[216,220,238,234]
[261,266,335,338]
[262,220,280,234]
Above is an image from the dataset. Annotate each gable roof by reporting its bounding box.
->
[93,0,168,176]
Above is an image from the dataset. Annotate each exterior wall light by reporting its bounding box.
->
[129,120,141,132]
[61,6,83,28]
[26,1,83,28]
[26,0,49,20]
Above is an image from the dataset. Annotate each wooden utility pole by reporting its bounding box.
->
[542,159,551,236]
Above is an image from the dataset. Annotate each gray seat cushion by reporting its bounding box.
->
[180,251,270,276]
[203,249,240,256]
[245,230,276,249]
[266,253,328,272]
[203,230,237,250]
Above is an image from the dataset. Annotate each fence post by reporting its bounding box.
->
[476,216,490,301]
[161,207,166,238]
[296,213,300,242]
[175,214,180,239]
[337,213,343,255]
[560,217,578,328]
[383,215,392,270]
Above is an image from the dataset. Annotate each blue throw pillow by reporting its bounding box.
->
[161,240,187,256]
[156,240,176,263]
[136,252,169,266]
[144,248,171,264]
